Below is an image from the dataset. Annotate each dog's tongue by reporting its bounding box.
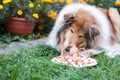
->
[69,46,78,56]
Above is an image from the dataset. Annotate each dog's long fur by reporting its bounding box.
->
[47,3,120,58]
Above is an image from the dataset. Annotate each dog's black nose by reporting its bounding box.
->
[65,46,72,52]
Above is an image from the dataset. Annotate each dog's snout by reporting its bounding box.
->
[65,46,72,52]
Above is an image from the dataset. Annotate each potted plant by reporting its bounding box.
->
[0,0,40,35]
[0,0,67,36]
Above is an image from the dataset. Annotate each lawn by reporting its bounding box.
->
[0,45,120,80]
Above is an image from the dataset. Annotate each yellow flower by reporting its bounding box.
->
[66,0,73,4]
[38,4,41,7]
[17,10,23,15]
[78,0,84,3]
[36,33,43,38]
[47,11,57,20]
[29,3,34,8]
[115,1,120,7]
[33,13,39,19]
[38,26,44,30]
[98,3,103,7]
[41,0,56,3]
[2,0,12,4]
[0,4,3,9]
[86,0,94,3]
[58,0,64,3]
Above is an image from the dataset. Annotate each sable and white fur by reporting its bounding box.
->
[47,3,120,58]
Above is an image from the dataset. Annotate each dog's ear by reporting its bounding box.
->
[57,14,74,42]
[64,14,75,25]
[57,14,75,44]
[85,26,100,49]
[88,26,100,38]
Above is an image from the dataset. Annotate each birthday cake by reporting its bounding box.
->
[51,47,98,68]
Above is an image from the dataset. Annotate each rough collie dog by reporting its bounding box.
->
[47,3,120,58]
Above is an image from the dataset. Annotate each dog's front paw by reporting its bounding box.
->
[88,49,104,55]
[106,50,120,58]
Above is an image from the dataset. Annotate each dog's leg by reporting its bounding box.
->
[88,44,120,58]
[106,44,120,58]
[108,8,120,29]
[108,8,120,41]
[88,49,104,55]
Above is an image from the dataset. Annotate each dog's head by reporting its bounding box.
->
[57,10,100,51]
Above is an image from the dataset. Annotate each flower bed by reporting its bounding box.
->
[0,0,119,43]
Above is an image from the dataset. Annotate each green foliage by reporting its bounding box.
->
[90,0,115,8]
[0,45,119,80]
[0,33,37,44]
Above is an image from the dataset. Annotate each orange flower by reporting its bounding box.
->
[86,0,94,3]
[115,1,120,7]
[40,18,45,23]
[38,26,44,30]
[47,11,57,20]
[58,0,64,3]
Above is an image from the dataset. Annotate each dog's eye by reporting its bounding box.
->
[79,35,84,38]
[71,29,74,33]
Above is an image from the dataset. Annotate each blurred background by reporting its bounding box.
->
[0,0,119,43]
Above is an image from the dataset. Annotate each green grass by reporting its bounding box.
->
[0,45,120,80]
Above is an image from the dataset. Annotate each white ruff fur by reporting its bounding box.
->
[47,3,120,58]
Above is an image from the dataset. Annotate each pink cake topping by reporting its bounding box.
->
[69,46,78,56]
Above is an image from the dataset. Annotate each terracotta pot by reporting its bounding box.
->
[6,17,35,35]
